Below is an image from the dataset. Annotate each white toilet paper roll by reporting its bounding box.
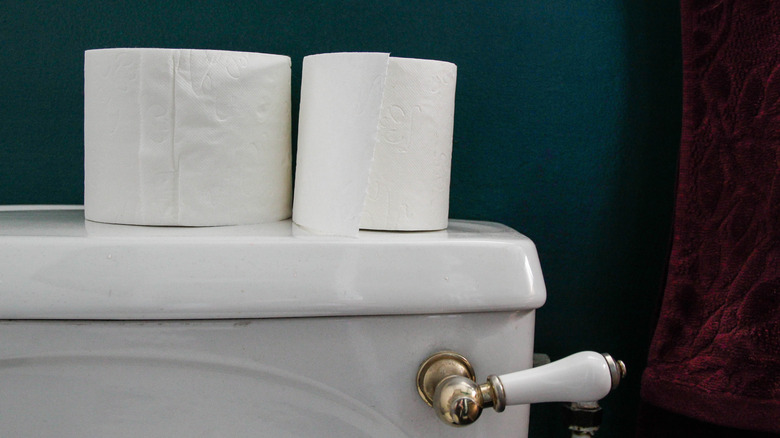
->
[84,48,292,226]
[293,53,457,236]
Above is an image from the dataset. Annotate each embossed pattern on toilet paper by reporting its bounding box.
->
[85,48,292,226]
[360,57,456,231]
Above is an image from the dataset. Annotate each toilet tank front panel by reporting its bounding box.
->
[0,311,535,438]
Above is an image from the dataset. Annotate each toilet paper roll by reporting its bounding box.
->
[293,53,457,236]
[84,48,292,226]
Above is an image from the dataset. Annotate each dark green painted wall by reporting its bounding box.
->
[0,1,681,436]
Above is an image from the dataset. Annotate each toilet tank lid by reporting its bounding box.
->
[0,206,546,320]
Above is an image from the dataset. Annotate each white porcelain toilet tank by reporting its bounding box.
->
[0,206,622,437]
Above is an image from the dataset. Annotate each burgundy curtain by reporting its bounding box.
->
[639,0,779,435]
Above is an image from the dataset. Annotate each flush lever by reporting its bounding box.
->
[416,351,626,426]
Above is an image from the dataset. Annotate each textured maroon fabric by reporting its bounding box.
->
[640,0,780,433]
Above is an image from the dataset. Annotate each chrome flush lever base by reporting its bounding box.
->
[416,351,626,427]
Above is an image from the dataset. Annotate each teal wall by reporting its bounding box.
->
[0,1,681,436]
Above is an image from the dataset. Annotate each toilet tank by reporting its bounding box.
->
[0,206,547,437]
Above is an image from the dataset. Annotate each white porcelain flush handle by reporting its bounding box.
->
[416,351,626,427]
[499,351,622,405]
